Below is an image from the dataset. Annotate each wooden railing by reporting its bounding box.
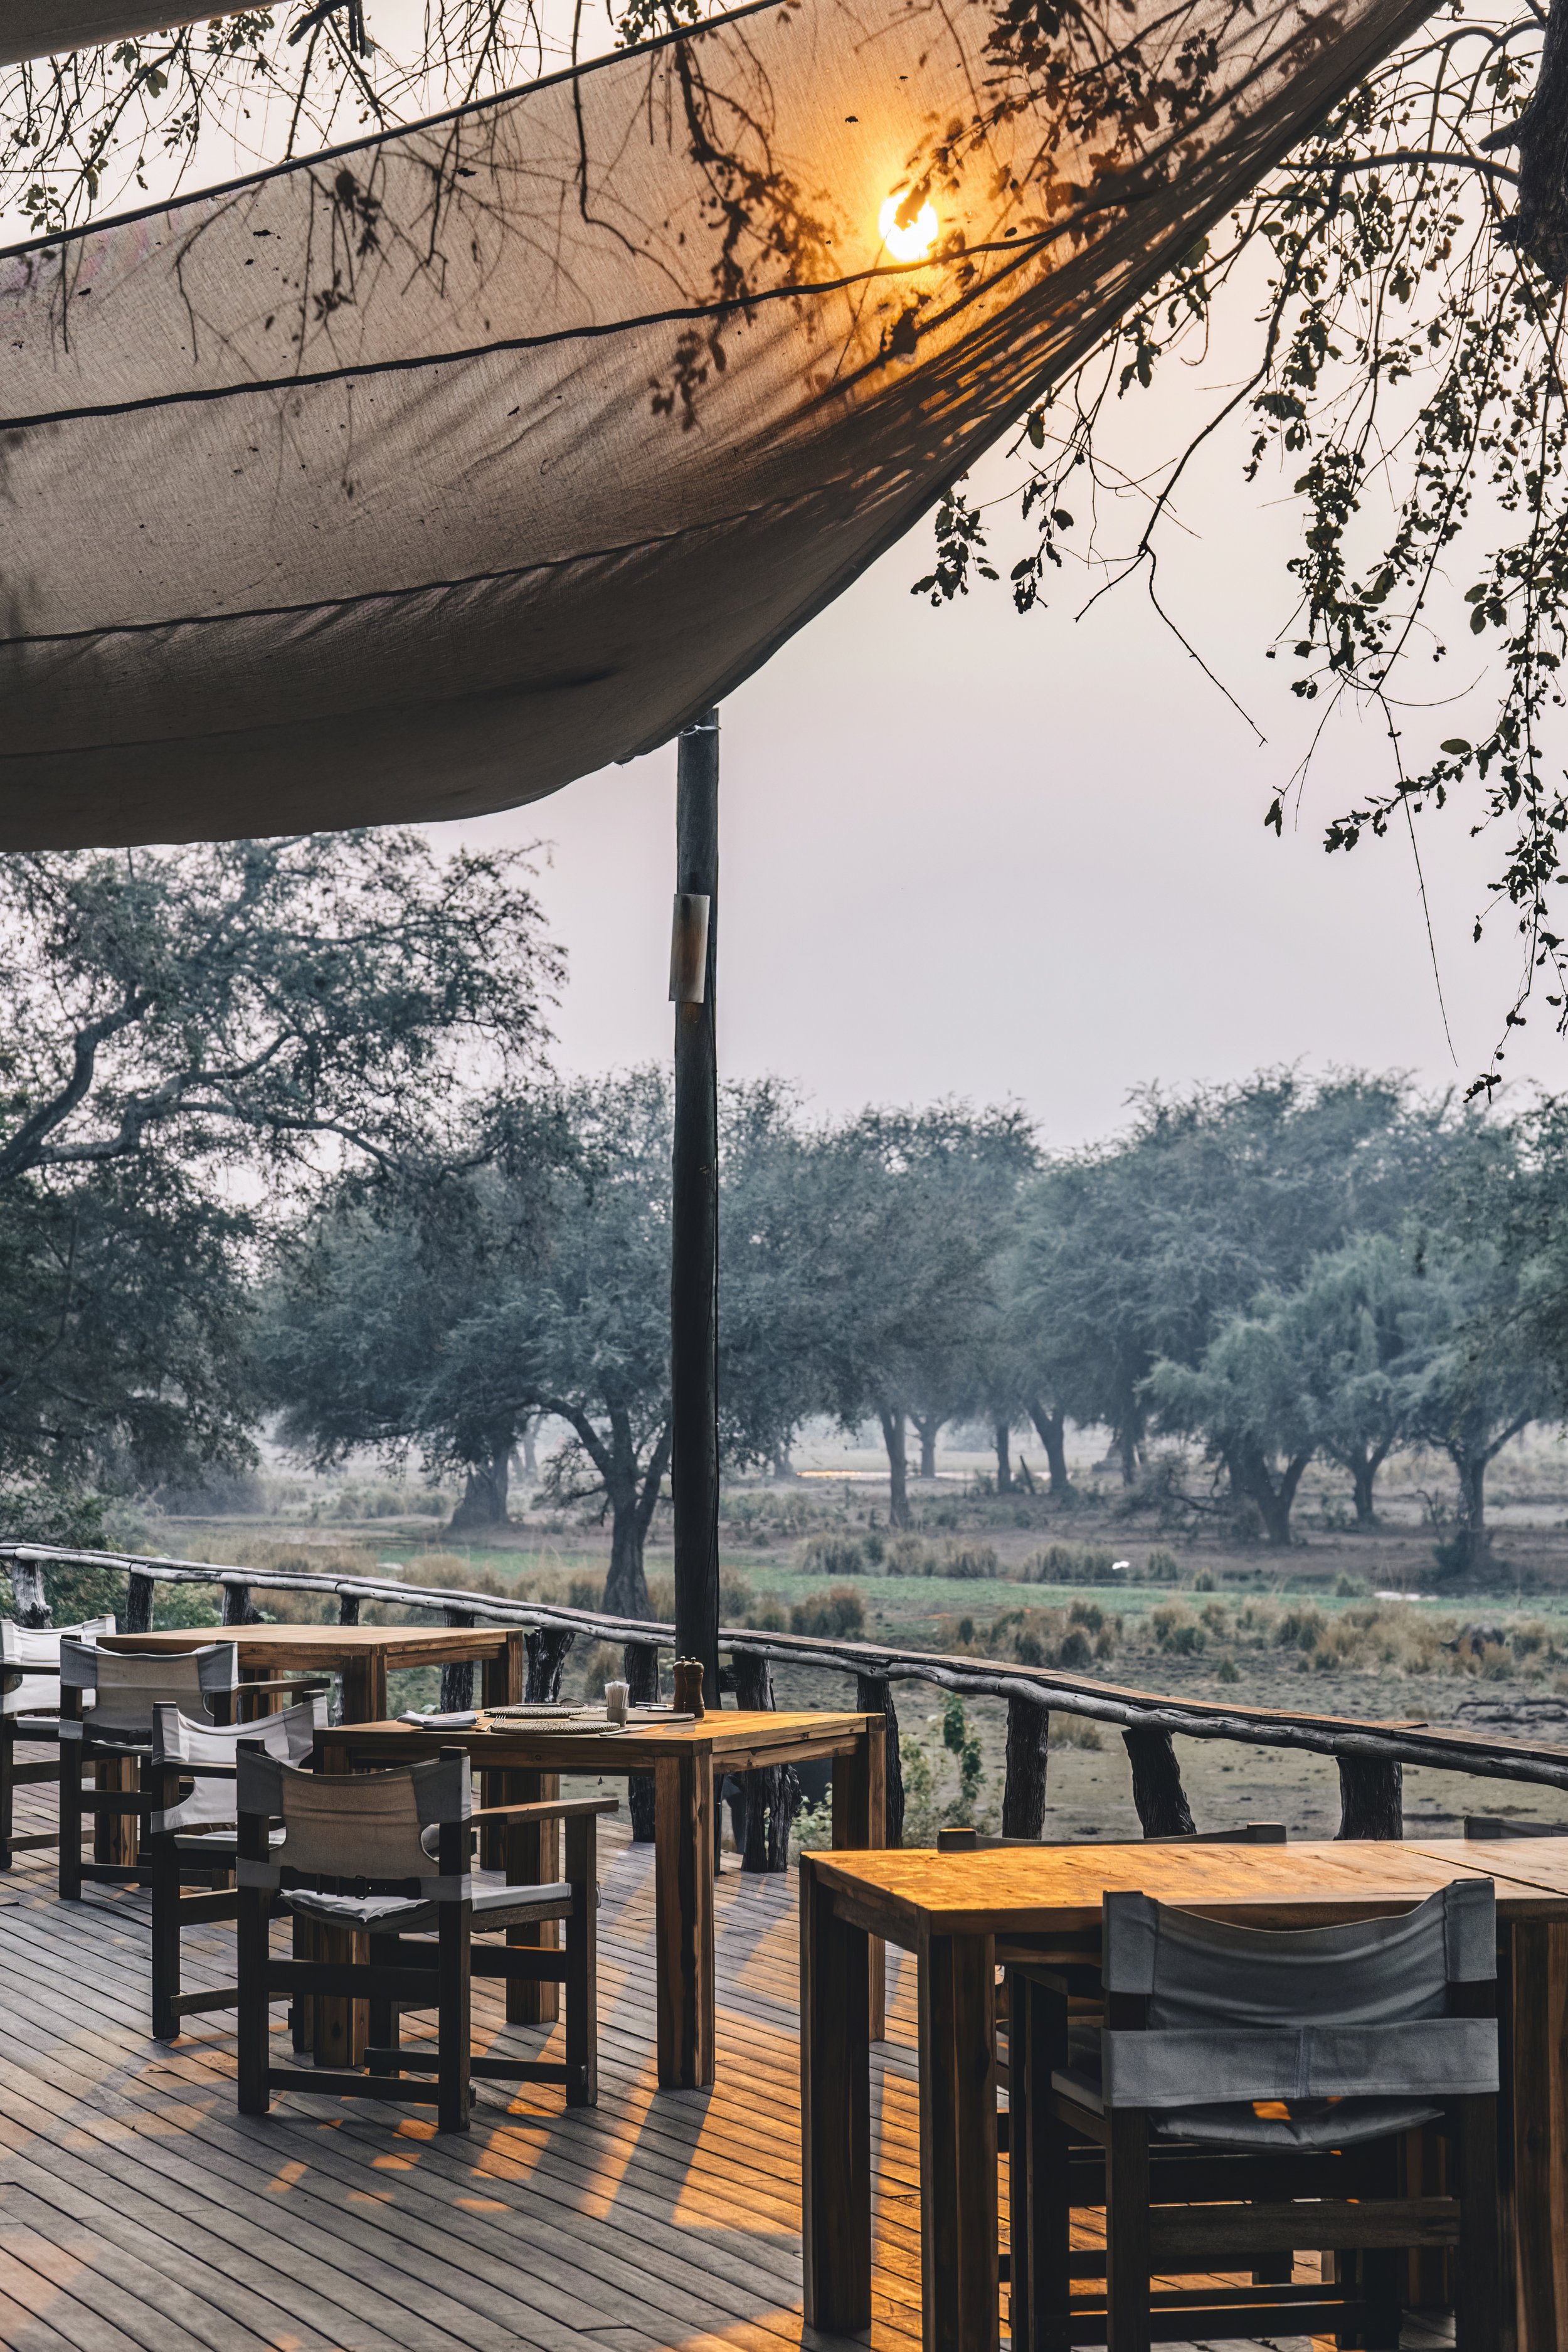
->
[6,1539,1567,1857]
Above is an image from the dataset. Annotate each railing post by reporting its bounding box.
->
[337,1591,361,1626]
[623,1639,660,1843]
[855,1673,903,1850]
[9,1557,49,1628]
[525,1624,576,1702]
[221,1582,263,1627]
[733,1647,798,1872]
[1003,1693,1050,1840]
[1123,1724,1195,1838]
[124,1569,155,1634]
[1337,1754,1402,1840]
[441,1606,477,1710]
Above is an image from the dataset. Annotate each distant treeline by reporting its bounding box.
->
[0,837,1564,1612]
[262,1067,1568,1605]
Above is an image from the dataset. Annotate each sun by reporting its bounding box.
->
[879,192,938,263]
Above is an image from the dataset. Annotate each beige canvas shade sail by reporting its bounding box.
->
[1,0,1434,849]
[1,3,217,68]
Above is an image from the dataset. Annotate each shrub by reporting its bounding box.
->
[1068,1601,1106,1634]
[1145,1549,1183,1582]
[886,1533,928,1576]
[799,1531,869,1579]
[1192,1569,1216,1592]
[790,1584,866,1639]
[1051,1714,1104,1751]
[1276,1608,1327,1653]
[1057,1627,1093,1670]
[568,1574,600,1611]
[582,1641,622,1697]
[1150,1605,1205,1655]
[719,1568,753,1621]
[943,1542,1001,1581]
[1020,1542,1120,1586]
[748,1593,788,1633]
[1217,1656,1241,1685]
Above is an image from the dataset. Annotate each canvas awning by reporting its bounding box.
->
[1,3,217,68]
[1,0,1434,848]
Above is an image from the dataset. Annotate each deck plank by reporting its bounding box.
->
[0,1766,1448,2351]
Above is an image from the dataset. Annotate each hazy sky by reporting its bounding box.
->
[440,428,1567,1154]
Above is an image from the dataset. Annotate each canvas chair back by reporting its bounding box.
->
[1099,1880,1499,2112]
[60,1638,238,1739]
[1,1617,115,1717]
[236,1749,471,1897]
[151,1697,327,1836]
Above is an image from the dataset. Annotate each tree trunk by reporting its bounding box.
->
[1456,1450,1489,1565]
[520,1418,539,1477]
[448,1441,511,1531]
[1122,1725,1195,1837]
[1350,1451,1377,1529]
[1240,1446,1311,1547]
[604,1488,652,1618]
[994,1420,1013,1495]
[1116,1422,1138,1486]
[879,1404,911,1530]
[770,1449,798,1481]
[910,1412,941,1480]
[1027,1401,1073,1498]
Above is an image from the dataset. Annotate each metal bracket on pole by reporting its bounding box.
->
[669,893,711,1004]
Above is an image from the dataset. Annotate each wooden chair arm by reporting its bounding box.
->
[236,1678,331,1700]
[469,1796,620,1825]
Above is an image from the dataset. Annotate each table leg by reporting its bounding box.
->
[1508,1918,1567,2352]
[919,1931,999,2352]
[480,1644,524,1873]
[834,1723,886,2040]
[655,1747,714,2089]
[504,1769,560,2026]
[339,1655,379,1726]
[800,1858,871,2330]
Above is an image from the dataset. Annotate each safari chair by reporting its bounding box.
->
[58,1640,325,1900]
[235,1747,614,2130]
[146,1695,326,2041]
[1012,1880,1500,2351]
[1,1617,115,1868]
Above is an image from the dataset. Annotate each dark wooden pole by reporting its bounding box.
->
[1123,1724,1195,1838]
[1337,1755,1402,1839]
[671,708,721,1710]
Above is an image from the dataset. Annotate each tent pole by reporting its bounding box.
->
[670,708,721,1714]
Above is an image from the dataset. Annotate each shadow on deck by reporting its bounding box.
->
[0,1774,1451,2352]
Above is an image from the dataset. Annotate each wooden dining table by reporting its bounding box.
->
[322,1707,884,2088]
[101,1622,524,1723]
[800,1836,1568,2352]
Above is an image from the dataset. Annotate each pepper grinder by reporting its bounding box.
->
[672,1656,706,1718]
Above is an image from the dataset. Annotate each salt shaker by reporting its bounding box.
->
[605,1679,630,1725]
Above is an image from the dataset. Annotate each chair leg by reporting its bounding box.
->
[149,1833,180,2041]
[437,1899,471,2134]
[57,1737,82,1900]
[1014,1976,1073,2352]
[1359,2133,1403,2349]
[0,1727,13,1870]
[367,1934,398,2075]
[236,1886,272,2117]
[1453,2094,1501,2352]
[1104,2107,1152,2352]
[564,1813,597,2107]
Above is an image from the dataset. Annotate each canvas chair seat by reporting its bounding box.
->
[3,1618,116,1718]
[1051,2043,1446,2149]
[282,1878,577,1937]
[172,1826,287,1856]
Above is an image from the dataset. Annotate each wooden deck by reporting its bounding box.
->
[0,1764,1453,2352]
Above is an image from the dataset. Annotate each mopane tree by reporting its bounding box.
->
[0,834,558,1525]
[1017,1072,1437,1481]
[527,1069,674,1617]
[801,1104,1036,1527]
